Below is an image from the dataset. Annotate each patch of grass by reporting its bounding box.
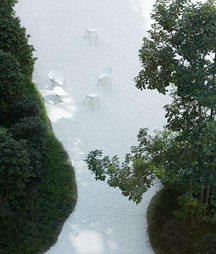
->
[147,188,216,254]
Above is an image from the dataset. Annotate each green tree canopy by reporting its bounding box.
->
[136,0,216,98]
[85,0,216,208]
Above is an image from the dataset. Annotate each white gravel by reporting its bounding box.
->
[15,0,170,253]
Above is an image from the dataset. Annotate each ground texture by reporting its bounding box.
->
[16,1,169,253]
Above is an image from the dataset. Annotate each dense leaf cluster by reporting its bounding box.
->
[0,0,17,15]
[0,50,28,124]
[0,127,33,205]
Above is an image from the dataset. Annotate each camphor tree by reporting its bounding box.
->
[85,0,216,211]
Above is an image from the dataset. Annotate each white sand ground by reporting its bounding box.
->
[15,1,170,253]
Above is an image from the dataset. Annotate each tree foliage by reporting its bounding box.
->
[86,128,158,203]
[136,0,216,100]
[86,0,216,209]
[0,50,28,124]
[0,0,17,14]
[10,94,42,123]
[0,127,34,205]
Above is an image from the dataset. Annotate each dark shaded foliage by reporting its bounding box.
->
[0,127,34,205]
[11,116,47,143]
[10,94,42,123]
[0,10,35,77]
[194,233,216,254]
[0,134,77,254]
[0,0,17,15]
[0,50,27,124]
[148,188,216,254]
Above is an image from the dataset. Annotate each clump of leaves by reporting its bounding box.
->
[0,50,28,124]
[0,9,35,77]
[0,127,34,205]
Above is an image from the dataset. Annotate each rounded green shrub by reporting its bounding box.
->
[0,2,77,254]
[148,188,216,254]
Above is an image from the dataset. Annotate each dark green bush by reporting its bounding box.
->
[11,116,47,142]
[10,94,42,122]
[194,233,216,254]
[11,116,49,178]
[161,217,191,253]
[0,10,35,77]
[0,50,28,124]
[0,1,77,253]
[0,134,77,254]
[148,188,216,254]
[0,127,34,205]
[0,0,17,14]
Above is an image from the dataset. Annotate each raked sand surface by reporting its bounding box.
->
[15,1,170,253]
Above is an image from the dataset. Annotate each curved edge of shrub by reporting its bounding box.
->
[31,88,78,254]
[0,83,78,253]
[147,188,216,254]
[147,188,190,254]
[147,189,164,254]
[40,129,78,254]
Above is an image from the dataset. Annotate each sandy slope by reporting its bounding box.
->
[15,0,169,253]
